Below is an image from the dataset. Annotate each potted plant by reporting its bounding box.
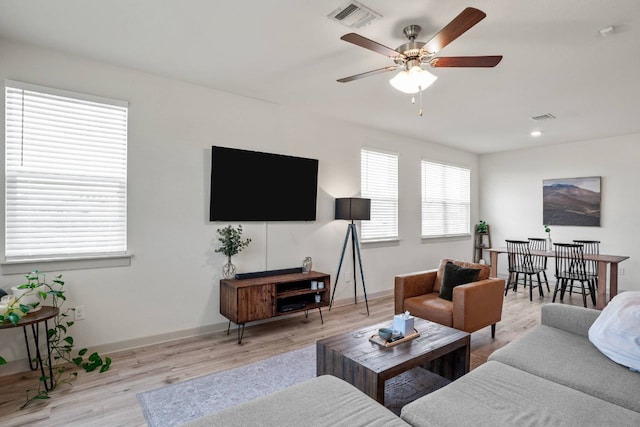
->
[0,271,46,324]
[9,270,47,313]
[475,220,488,234]
[0,270,112,408]
[215,225,252,279]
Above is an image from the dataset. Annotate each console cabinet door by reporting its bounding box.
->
[237,284,275,323]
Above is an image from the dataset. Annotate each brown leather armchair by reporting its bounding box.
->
[394,258,505,338]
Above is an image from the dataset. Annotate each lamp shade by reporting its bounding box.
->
[389,66,438,94]
[335,198,371,220]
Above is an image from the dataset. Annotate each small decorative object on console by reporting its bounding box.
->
[302,256,312,273]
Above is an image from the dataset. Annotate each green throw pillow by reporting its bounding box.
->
[439,261,481,301]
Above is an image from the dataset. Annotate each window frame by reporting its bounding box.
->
[421,159,471,239]
[3,80,130,271]
[360,147,399,242]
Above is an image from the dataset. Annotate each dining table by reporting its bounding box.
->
[486,247,629,309]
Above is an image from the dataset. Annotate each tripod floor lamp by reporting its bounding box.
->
[329,197,371,316]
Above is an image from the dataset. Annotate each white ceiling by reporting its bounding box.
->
[1,0,639,154]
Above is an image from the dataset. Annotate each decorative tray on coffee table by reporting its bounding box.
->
[369,329,420,347]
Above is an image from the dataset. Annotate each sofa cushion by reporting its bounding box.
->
[435,258,489,293]
[401,361,640,427]
[588,291,640,371]
[438,261,480,301]
[541,303,600,337]
[489,323,640,412]
[404,293,453,327]
[183,375,410,427]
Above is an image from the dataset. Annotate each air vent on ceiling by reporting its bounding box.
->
[530,113,556,121]
[328,1,382,29]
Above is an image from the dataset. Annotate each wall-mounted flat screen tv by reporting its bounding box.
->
[210,146,319,221]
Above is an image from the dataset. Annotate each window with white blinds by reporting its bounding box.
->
[4,81,128,260]
[360,148,398,241]
[421,160,470,238]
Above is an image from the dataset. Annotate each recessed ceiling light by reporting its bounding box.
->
[530,130,543,137]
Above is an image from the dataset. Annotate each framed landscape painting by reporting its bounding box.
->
[543,176,601,226]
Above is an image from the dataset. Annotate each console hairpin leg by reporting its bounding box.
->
[318,307,324,324]
[236,323,245,344]
[226,321,246,344]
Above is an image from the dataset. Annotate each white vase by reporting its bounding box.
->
[10,285,45,312]
[546,237,553,253]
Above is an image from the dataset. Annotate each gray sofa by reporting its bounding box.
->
[185,304,640,426]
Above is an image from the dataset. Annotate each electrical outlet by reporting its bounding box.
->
[74,305,86,320]
[618,267,625,275]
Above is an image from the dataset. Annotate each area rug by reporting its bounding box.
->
[137,344,450,427]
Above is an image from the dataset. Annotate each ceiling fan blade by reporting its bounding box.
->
[422,7,487,55]
[337,66,398,83]
[341,33,400,58]
[429,56,503,68]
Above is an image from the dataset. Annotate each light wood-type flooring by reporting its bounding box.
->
[0,285,587,427]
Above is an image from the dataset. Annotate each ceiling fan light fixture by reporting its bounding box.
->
[389,66,437,94]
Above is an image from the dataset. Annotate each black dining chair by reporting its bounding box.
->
[528,237,550,292]
[572,240,600,294]
[552,243,597,308]
[505,240,546,301]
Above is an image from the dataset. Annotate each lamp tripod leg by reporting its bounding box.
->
[351,224,357,304]
[351,223,369,316]
[329,225,352,310]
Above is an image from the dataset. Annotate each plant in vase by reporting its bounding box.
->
[544,224,552,252]
[0,270,112,408]
[215,225,252,279]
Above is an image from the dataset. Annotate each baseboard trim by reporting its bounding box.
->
[0,291,393,377]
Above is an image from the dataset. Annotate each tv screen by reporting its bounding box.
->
[210,146,319,221]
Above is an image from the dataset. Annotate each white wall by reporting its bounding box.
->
[0,39,480,367]
[479,133,640,292]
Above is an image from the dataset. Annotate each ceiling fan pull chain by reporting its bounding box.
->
[418,85,423,117]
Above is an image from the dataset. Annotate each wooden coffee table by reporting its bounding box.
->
[316,317,470,404]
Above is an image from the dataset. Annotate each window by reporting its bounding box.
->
[360,148,398,241]
[4,80,128,260]
[421,160,470,238]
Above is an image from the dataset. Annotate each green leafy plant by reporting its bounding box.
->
[215,225,252,260]
[0,271,112,408]
[544,224,551,238]
[475,220,488,233]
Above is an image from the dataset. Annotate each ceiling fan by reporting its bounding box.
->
[337,7,502,92]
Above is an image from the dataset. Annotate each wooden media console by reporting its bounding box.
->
[220,270,331,343]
